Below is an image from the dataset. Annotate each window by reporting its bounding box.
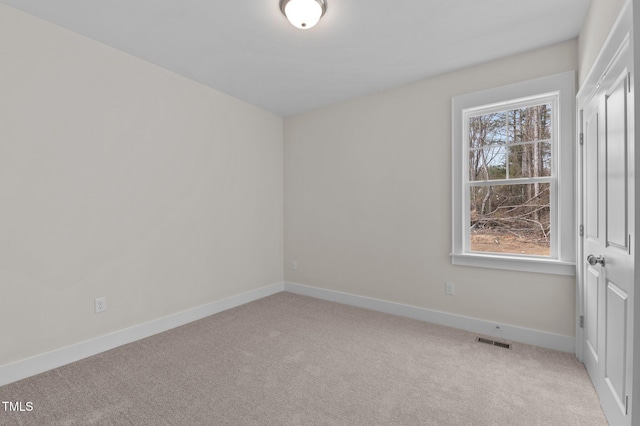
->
[451,72,575,275]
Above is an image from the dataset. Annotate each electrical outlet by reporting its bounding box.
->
[95,297,107,313]
[445,282,455,296]
[291,261,298,271]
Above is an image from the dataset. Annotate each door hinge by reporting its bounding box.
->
[579,133,584,145]
[579,225,584,237]
[628,72,631,93]
[625,394,629,415]
[580,315,584,328]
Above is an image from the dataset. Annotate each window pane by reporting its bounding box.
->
[469,183,550,256]
[469,145,507,181]
[468,112,506,149]
[508,103,552,143]
[507,142,551,179]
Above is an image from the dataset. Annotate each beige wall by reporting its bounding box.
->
[0,4,283,365]
[284,40,579,337]
[578,0,627,84]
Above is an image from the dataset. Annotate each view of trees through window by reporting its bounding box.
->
[468,102,552,256]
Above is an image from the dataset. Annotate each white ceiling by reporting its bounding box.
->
[1,0,590,116]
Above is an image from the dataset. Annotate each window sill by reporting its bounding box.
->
[450,253,575,276]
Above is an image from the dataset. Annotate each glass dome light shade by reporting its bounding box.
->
[281,0,326,30]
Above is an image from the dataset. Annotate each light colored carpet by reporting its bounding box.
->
[0,292,607,425]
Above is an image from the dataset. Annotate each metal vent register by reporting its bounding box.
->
[476,337,512,350]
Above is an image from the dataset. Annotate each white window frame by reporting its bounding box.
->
[451,72,575,275]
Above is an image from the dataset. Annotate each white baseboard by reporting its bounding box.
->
[0,282,285,387]
[1,280,576,387]
[284,282,575,353]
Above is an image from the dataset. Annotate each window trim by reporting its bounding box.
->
[451,72,576,276]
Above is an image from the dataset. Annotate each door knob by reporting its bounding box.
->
[587,254,605,266]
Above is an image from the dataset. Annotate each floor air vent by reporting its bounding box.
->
[476,337,512,350]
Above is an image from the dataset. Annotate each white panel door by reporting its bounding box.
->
[580,39,633,426]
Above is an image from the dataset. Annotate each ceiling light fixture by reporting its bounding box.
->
[279,0,327,30]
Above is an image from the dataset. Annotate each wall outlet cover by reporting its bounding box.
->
[95,297,107,313]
